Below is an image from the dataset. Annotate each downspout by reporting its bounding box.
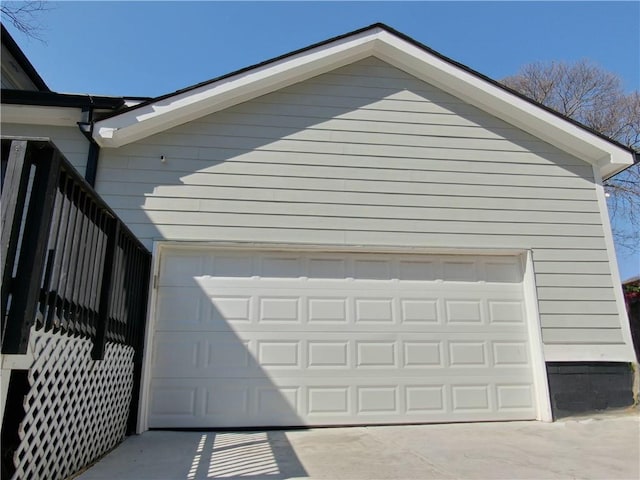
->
[84,140,100,188]
[78,99,100,187]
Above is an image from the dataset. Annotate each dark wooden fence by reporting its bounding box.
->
[1,139,151,478]
[1,138,151,357]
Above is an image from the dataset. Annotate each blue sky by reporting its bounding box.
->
[8,1,639,97]
[4,1,640,278]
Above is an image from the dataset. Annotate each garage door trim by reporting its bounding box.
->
[136,242,552,433]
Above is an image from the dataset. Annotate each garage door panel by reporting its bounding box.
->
[155,287,208,328]
[496,384,536,410]
[149,249,536,427]
[158,252,523,282]
[152,331,531,378]
[149,378,303,428]
[158,252,206,286]
[155,320,531,334]
[152,336,200,373]
[150,384,198,417]
[156,291,524,333]
[195,280,525,293]
[211,295,253,323]
[149,376,536,428]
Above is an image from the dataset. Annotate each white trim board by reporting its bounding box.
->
[136,241,162,434]
[92,25,633,180]
[543,344,636,362]
[148,241,528,257]
[522,251,553,422]
[1,104,83,127]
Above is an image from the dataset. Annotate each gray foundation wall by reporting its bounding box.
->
[546,362,636,418]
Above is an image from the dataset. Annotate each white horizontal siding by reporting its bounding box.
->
[1,123,89,176]
[97,163,595,189]
[97,170,596,200]
[116,210,605,237]
[96,57,622,349]
[102,197,603,224]
[107,149,596,178]
[99,187,601,215]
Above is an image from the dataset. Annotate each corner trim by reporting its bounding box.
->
[136,241,162,434]
[522,251,553,422]
[591,166,635,362]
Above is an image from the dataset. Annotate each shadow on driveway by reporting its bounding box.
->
[77,430,307,480]
[77,414,640,480]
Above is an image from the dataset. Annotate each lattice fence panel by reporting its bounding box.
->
[11,330,135,480]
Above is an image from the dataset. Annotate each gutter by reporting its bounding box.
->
[1,88,145,186]
[1,89,127,109]
[1,89,135,187]
[79,123,101,187]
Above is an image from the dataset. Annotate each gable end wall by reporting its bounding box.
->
[92,57,628,358]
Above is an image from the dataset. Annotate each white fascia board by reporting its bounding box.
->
[93,27,634,179]
[371,31,634,179]
[93,29,381,148]
[1,104,83,126]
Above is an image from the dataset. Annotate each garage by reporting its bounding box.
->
[146,247,538,428]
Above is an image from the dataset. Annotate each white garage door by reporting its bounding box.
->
[148,248,537,428]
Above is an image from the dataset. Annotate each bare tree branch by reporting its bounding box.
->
[503,60,640,253]
[1,1,50,41]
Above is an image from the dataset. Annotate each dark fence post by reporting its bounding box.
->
[92,219,120,360]
[2,144,62,354]
[1,141,29,338]
[127,250,151,433]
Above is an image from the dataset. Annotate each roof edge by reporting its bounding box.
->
[92,22,635,179]
[1,88,128,109]
[375,23,634,156]
[95,22,635,157]
[1,23,50,92]
[96,23,388,122]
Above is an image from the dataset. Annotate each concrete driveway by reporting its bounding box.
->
[77,412,639,479]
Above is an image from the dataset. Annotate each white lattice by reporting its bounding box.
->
[11,329,135,480]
